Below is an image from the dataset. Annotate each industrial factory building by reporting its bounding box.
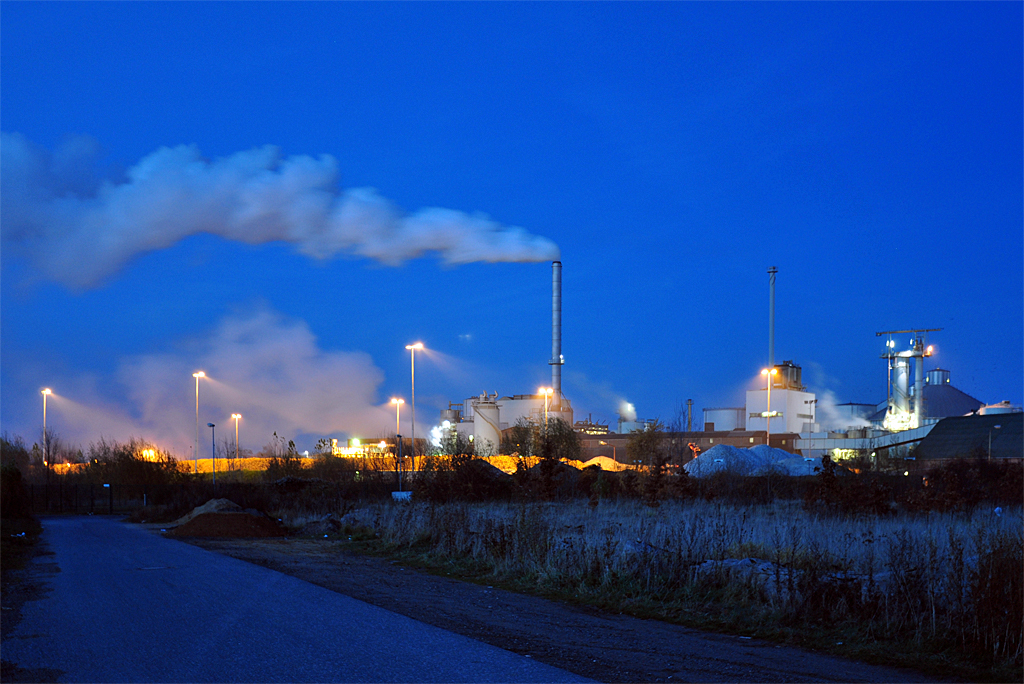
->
[440,261,1021,467]
[441,392,573,457]
[914,412,1023,465]
[439,261,573,456]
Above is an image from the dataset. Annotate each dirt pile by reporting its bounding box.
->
[163,499,286,538]
[169,498,242,525]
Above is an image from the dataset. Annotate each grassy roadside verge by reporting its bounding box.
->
[296,500,1022,684]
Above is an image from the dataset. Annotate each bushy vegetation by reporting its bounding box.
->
[1,463,32,519]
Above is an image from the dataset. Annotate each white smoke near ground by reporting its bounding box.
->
[802,361,872,432]
[813,389,871,432]
[0,132,560,288]
[42,307,396,457]
[122,307,396,455]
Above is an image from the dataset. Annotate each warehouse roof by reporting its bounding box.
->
[922,383,984,419]
[914,413,1022,461]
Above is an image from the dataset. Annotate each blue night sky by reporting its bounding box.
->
[2,2,1021,456]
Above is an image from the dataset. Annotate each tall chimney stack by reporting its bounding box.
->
[550,261,563,405]
[768,266,777,369]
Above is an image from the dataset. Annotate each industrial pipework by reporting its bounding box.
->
[878,328,940,431]
[550,261,563,406]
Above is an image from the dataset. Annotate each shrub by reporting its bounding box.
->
[1,464,32,519]
[416,455,514,502]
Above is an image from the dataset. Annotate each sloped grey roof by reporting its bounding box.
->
[922,384,984,419]
[914,413,1022,461]
[868,384,983,424]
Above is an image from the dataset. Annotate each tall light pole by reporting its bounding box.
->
[599,440,617,462]
[405,343,423,469]
[988,424,1002,461]
[231,414,242,461]
[41,388,52,467]
[390,398,404,436]
[208,423,216,485]
[761,368,778,446]
[193,371,205,475]
[539,387,553,428]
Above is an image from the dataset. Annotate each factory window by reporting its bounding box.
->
[709,439,714,444]
[749,437,754,443]
[782,439,786,445]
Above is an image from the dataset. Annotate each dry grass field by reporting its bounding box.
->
[321,499,1022,681]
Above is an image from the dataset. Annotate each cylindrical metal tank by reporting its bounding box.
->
[473,399,501,457]
[892,358,911,413]
[926,368,950,385]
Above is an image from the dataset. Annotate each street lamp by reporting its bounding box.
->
[760,368,778,446]
[193,371,206,475]
[41,389,52,467]
[599,439,616,462]
[405,342,424,469]
[231,414,242,461]
[390,398,404,436]
[208,423,216,485]
[538,387,554,428]
[804,398,817,432]
[988,424,1002,461]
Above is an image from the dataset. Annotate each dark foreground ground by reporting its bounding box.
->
[182,535,938,683]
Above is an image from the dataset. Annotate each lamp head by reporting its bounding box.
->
[391,398,405,405]
[41,388,52,395]
[405,342,424,351]
[231,413,242,420]
[193,371,206,378]
[207,423,215,428]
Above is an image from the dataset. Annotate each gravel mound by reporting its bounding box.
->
[684,444,815,477]
[580,456,628,471]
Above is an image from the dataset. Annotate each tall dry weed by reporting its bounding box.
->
[340,499,1022,672]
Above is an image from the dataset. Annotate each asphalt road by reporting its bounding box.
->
[1,516,591,683]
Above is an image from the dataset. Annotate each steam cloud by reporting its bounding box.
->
[813,389,871,432]
[120,307,394,454]
[0,132,560,287]
[44,307,398,456]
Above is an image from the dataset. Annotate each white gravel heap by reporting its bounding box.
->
[683,444,817,478]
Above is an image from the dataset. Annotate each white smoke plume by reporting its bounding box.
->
[802,361,873,432]
[813,389,871,432]
[563,370,637,426]
[0,132,560,288]
[46,307,397,456]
